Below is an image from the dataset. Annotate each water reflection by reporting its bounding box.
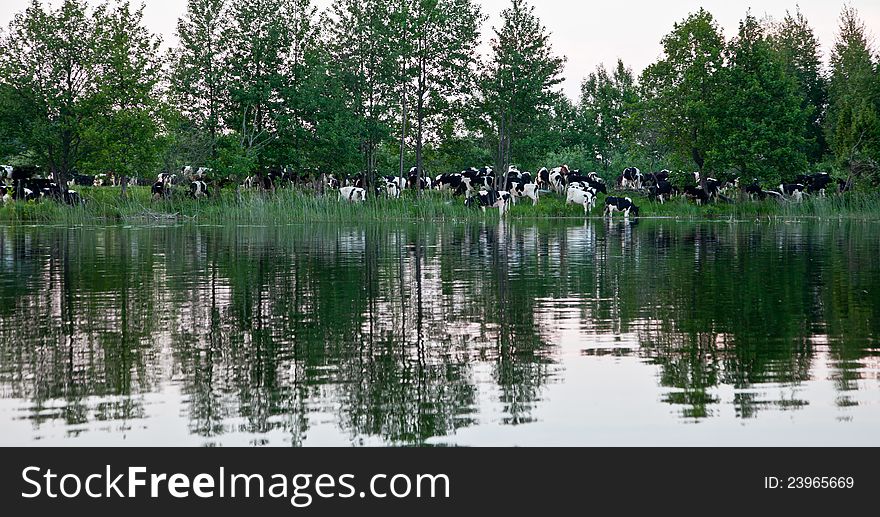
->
[0,220,878,446]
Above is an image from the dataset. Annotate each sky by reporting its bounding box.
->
[1,0,878,99]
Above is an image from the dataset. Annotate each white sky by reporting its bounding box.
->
[1,0,878,99]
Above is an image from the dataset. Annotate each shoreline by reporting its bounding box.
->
[2,186,879,225]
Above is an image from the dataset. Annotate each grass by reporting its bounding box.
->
[2,185,880,225]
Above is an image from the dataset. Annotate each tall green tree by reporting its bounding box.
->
[85,1,164,189]
[0,0,100,184]
[326,0,399,186]
[168,0,229,163]
[827,6,879,185]
[579,59,639,171]
[481,0,565,182]
[640,9,724,176]
[403,0,483,181]
[223,0,295,171]
[771,8,828,163]
[709,14,809,184]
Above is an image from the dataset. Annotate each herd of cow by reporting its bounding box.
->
[1,162,849,219]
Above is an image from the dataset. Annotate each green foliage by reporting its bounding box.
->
[826,6,880,185]
[640,8,725,172]
[579,59,639,171]
[480,0,565,179]
[770,8,829,163]
[708,14,809,185]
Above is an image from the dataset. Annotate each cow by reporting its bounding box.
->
[509,181,540,206]
[382,180,401,199]
[0,165,13,181]
[189,180,209,199]
[536,167,550,190]
[604,196,640,218]
[566,173,608,194]
[465,189,512,216]
[684,185,710,205]
[434,173,464,193]
[340,186,366,203]
[779,183,805,202]
[1,184,12,205]
[618,167,642,190]
[548,169,566,194]
[94,173,115,187]
[566,185,597,214]
[648,180,676,204]
[151,181,168,200]
[796,172,832,196]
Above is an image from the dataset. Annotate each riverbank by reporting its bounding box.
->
[1,186,879,224]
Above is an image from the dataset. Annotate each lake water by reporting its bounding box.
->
[1,220,878,446]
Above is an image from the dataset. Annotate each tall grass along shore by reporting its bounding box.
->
[2,186,880,225]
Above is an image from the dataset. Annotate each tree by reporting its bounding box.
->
[709,14,809,185]
[827,6,879,185]
[84,1,164,191]
[326,0,399,187]
[481,0,565,183]
[579,59,639,171]
[223,0,296,173]
[0,0,101,185]
[640,9,724,176]
[771,8,828,164]
[168,0,229,162]
[404,0,483,182]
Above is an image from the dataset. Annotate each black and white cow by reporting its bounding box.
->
[684,185,710,205]
[1,184,12,205]
[434,173,464,193]
[509,181,540,206]
[0,165,13,181]
[465,189,512,215]
[796,172,832,196]
[340,186,366,203]
[604,196,640,218]
[566,173,607,194]
[189,180,209,199]
[648,180,676,204]
[382,180,401,199]
[565,185,597,214]
[618,167,643,190]
[779,183,806,202]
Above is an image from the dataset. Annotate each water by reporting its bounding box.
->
[1,220,878,446]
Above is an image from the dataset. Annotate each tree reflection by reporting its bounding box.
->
[0,219,878,444]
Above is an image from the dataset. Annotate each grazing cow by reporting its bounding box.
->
[189,180,209,199]
[509,181,540,206]
[465,189,512,215]
[604,196,640,218]
[565,185,597,214]
[618,167,643,190]
[648,180,676,204]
